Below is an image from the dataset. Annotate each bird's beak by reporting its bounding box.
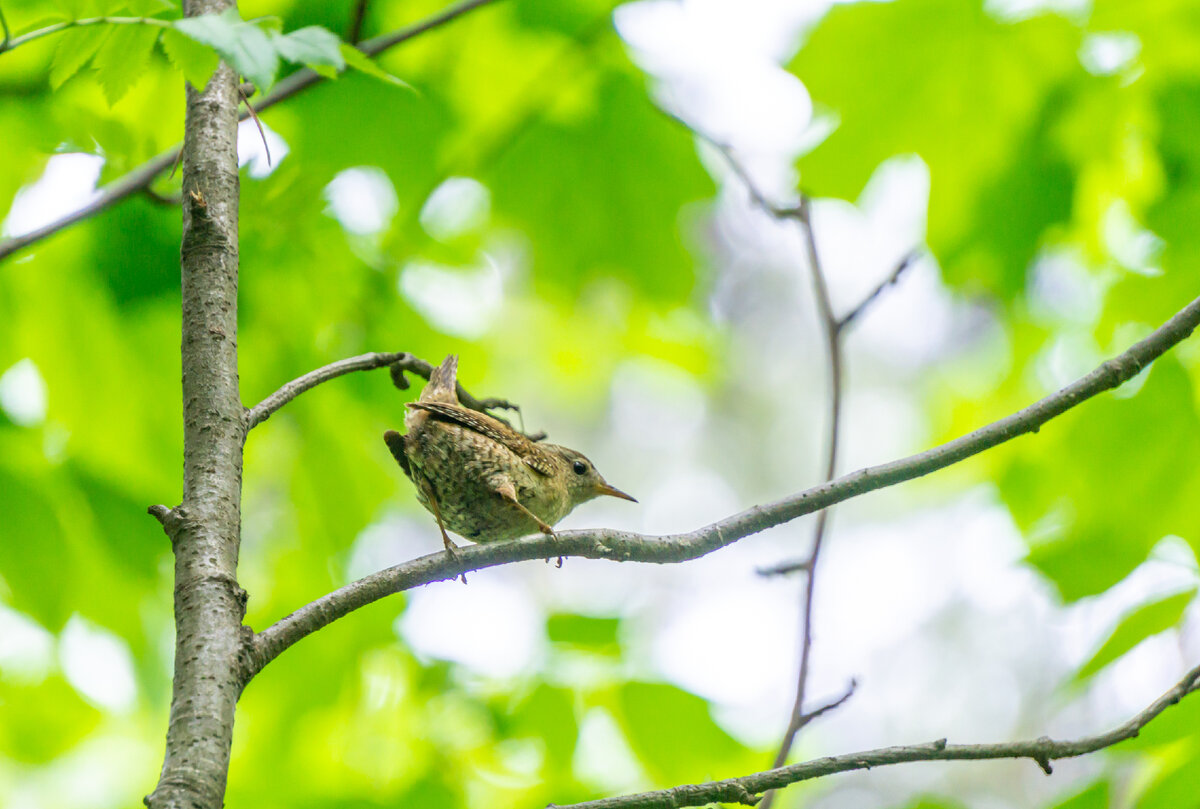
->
[596,483,637,503]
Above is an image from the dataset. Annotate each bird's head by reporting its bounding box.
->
[545,445,637,508]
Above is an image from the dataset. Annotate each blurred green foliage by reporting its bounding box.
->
[2,0,1199,807]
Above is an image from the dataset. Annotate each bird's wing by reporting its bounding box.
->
[383,430,412,477]
[406,401,555,476]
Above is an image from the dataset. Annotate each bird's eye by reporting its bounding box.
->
[572,460,588,475]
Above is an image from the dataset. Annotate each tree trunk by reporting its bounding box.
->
[145,0,246,805]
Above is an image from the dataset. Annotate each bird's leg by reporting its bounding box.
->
[493,478,555,535]
[415,472,467,583]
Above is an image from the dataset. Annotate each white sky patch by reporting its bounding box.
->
[2,153,104,239]
[398,256,504,339]
[609,357,707,454]
[1079,32,1141,77]
[1103,199,1163,274]
[651,581,795,706]
[572,708,648,793]
[985,0,1090,21]
[420,176,491,242]
[0,604,55,683]
[0,358,48,427]
[397,577,543,678]
[324,166,399,235]
[60,616,138,714]
[616,0,827,197]
[1029,249,1106,326]
[237,118,290,179]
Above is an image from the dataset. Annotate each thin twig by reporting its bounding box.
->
[0,15,172,54]
[693,133,851,806]
[837,248,922,334]
[245,351,522,430]
[545,664,1200,809]
[793,679,857,733]
[759,193,842,809]
[246,291,1200,675]
[348,0,370,42]
[0,0,506,262]
[237,85,271,167]
[756,558,811,577]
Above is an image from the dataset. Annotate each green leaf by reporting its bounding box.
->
[1047,781,1110,809]
[173,8,279,91]
[1135,746,1200,809]
[546,613,620,653]
[613,682,750,784]
[790,0,1082,298]
[340,43,410,88]
[49,24,112,90]
[90,21,162,105]
[0,464,72,628]
[508,684,579,769]
[0,677,102,763]
[486,72,714,301]
[1006,359,1200,601]
[270,26,345,70]
[1074,589,1196,683]
[515,0,613,35]
[160,26,219,90]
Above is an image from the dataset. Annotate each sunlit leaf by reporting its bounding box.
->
[1074,589,1196,683]
[160,26,220,90]
[271,26,345,70]
[340,43,410,88]
[49,24,112,89]
[90,21,162,105]
[174,8,279,90]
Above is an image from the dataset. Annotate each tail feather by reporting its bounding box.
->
[383,430,412,477]
[420,354,459,404]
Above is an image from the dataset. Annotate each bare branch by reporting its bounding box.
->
[794,679,857,732]
[0,0,505,263]
[546,664,1200,809]
[245,350,531,431]
[691,132,852,805]
[348,0,370,42]
[247,292,1200,675]
[760,193,842,809]
[756,558,811,577]
[246,352,406,429]
[837,248,922,334]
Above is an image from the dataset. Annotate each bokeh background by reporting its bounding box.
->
[2,0,1199,807]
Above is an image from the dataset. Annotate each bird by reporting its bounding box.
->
[383,355,636,551]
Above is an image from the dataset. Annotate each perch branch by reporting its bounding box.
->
[247,292,1200,675]
[546,664,1200,809]
[245,351,522,430]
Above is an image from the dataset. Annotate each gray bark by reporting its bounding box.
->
[145,0,247,804]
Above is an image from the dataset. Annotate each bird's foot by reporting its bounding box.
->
[441,531,468,584]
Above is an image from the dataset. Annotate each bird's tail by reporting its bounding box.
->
[419,354,460,404]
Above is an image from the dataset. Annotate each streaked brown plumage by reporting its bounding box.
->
[384,355,635,549]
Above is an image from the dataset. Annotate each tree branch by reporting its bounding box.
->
[244,350,526,430]
[0,0,505,263]
[760,194,842,809]
[546,664,1200,809]
[247,292,1200,676]
[837,248,922,334]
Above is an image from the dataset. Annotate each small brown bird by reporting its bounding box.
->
[384,355,636,550]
